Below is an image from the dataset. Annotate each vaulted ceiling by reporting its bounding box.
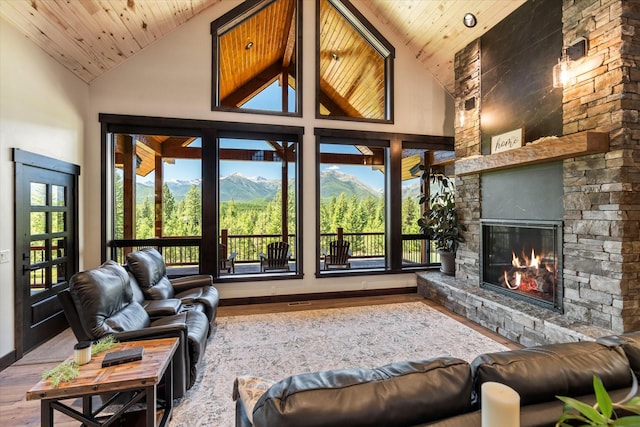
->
[0,0,525,96]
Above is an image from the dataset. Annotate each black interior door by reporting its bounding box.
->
[14,149,79,357]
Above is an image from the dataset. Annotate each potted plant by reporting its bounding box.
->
[418,171,466,275]
[555,374,640,426]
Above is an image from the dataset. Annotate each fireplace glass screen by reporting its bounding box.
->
[481,220,562,311]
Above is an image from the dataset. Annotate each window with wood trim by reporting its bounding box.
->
[211,0,301,115]
[315,129,453,276]
[317,0,394,122]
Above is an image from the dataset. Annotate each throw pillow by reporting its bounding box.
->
[234,375,276,424]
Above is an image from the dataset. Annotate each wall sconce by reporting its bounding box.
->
[552,37,588,88]
[456,97,476,127]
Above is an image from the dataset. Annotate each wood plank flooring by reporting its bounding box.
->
[0,294,519,426]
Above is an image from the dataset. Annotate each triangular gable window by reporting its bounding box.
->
[317,0,394,122]
[211,0,300,115]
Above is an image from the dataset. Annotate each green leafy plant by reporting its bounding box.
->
[418,172,466,253]
[556,374,640,426]
[41,360,79,388]
[91,335,118,355]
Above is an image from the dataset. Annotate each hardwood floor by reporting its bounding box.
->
[0,294,519,426]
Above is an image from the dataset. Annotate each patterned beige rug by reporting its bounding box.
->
[170,302,510,426]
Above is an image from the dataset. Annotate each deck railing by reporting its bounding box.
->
[108,232,436,268]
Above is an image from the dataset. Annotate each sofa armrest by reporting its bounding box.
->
[235,395,255,427]
[112,323,189,398]
[170,275,213,292]
[143,299,183,318]
[112,322,187,342]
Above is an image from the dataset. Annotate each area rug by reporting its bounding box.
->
[170,302,510,426]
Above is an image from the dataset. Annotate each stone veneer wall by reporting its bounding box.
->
[450,0,639,336]
[560,0,640,332]
[453,39,482,284]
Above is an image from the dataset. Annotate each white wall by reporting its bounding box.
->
[0,19,89,358]
[87,0,454,300]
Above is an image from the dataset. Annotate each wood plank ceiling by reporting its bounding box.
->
[0,0,526,96]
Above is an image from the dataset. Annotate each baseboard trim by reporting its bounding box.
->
[219,287,417,306]
[0,350,16,372]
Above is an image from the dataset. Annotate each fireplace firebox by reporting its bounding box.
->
[480,220,563,312]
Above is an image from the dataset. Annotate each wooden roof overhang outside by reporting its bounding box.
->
[318,0,393,121]
[215,0,297,109]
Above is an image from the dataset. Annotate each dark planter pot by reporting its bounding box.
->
[438,250,455,276]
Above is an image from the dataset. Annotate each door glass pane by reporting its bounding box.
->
[52,263,65,284]
[30,267,47,295]
[31,182,46,206]
[52,185,66,206]
[51,212,65,233]
[30,240,46,264]
[30,213,46,235]
[52,237,65,260]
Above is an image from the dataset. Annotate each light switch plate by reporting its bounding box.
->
[0,250,10,264]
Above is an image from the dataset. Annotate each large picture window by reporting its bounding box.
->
[101,115,303,281]
[315,129,453,276]
[217,135,299,276]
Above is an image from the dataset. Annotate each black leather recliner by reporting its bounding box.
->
[58,260,209,396]
[125,248,219,334]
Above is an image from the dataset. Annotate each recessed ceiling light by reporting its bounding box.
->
[245,41,254,50]
[463,13,477,28]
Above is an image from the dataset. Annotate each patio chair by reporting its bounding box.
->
[323,239,352,270]
[219,243,237,274]
[260,241,291,272]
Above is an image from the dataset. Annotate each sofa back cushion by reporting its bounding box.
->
[126,248,175,300]
[471,341,632,406]
[252,358,473,427]
[69,260,149,339]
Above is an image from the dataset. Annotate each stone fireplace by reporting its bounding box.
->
[418,0,639,347]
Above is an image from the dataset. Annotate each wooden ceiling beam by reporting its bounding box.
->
[282,2,296,68]
[221,61,283,107]
[162,146,202,159]
[318,84,358,117]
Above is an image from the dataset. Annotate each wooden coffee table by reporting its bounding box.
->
[27,337,179,427]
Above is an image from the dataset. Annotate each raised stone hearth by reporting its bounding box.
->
[417,272,613,347]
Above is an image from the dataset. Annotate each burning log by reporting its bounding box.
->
[498,249,556,295]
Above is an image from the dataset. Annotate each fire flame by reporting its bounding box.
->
[503,248,553,292]
[511,248,541,270]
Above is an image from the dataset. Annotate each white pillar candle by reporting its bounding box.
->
[481,381,520,427]
[74,341,92,365]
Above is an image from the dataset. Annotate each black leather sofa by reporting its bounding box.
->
[125,247,220,334]
[234,333,640,427]
[58,260,210,397]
